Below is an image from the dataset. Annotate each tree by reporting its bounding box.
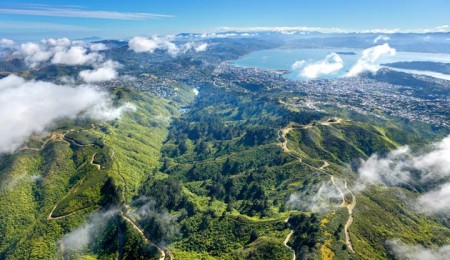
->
[249,230,259,243]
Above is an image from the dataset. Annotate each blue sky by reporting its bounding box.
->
[1,0,449,40]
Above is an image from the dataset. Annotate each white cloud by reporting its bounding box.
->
[0,173,43,191]
[373,35,390,44]
[131,197,179,243]
[429,25,449,33]
[17,42,53,67]
[128,36,207,56]
[88,102,136,121]
[218,26,344,34]
[194,42,208,52]
[361,28,401,34]
[61,209,118,252]
[0,75,134,153]
[206,32,257,38]
[194,32,256,38]
[360,25,450,34]
[357,146,412,186]
[416,182,450,214]
[291,60,306,70]
[79,60,120,83]
[51,45,100,65]
[346,43,396,77]
[387,239,450,260]
[297,53,344,79]
[179,41,208,53]
[12,38,103,67]
[288,180,343,212]
[358,136,450,186]
[217,25,450,35]
[0,5,173,20]
[0,38,15,47]
[9,39,119,80]
[89,43,108,51]
[41,37,72,47]
[128,36,169,53]
[357,135,450,215]
[413,136,450,179]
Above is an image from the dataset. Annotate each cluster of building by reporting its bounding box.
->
[207,63,449,128]
[97,74,178,98]
[91,55,448,128]
[293,77,449,127]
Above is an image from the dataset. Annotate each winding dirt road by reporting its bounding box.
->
[331,176,345,207]
[18,130,72,152]
[277,119,356,253]
[330,177,356,252]
[111,150,174,259]
[283,218,296,260]
[44,126,175,259]
[343,180,356,253]
[120,211,168,260]
[319,160,330,170]
[120,211,175,260]
[90,153,101,170]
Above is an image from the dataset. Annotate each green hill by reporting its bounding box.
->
[0,82,448,259]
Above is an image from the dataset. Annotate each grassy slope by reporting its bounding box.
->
[0,140,81,259]
[1,81,448,259]
[351,187,450,259]
[0,85,194,259]
[153,85,450,259]
[284,119,450,259]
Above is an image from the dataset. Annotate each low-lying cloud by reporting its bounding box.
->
[416,182,450,214]
[51,45,100,65]
[131,197,179,244]
[357,135,450,214]
[194,42,208,52]
[0,173,43,192]
[61,209,118,252]
[291,60,306,71]
[190,32,256,39]
[89,43,109,51]
[128,36,208,57]
[8,38,105,68]
[373,35,391,44]
[359,136,450,185]
[387,239,450,260]
[358,146,412,186]
[2,38,123,80]
[0,75,134,154]
[0,38,15,48]
[287,180,343,212]
[346,43,396,77]
[293,52,344,79]
[79,60,120,83]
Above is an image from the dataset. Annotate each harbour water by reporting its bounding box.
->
[232,48,450,80]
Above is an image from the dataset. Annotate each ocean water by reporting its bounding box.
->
[232,48,450,80]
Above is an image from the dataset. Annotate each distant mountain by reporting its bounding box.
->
[0,58,26,73]
[75,36,103,42]
[383,61,450,74]
[365,68,449,89]
[93,39,129,49]
[283,32,450,53]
